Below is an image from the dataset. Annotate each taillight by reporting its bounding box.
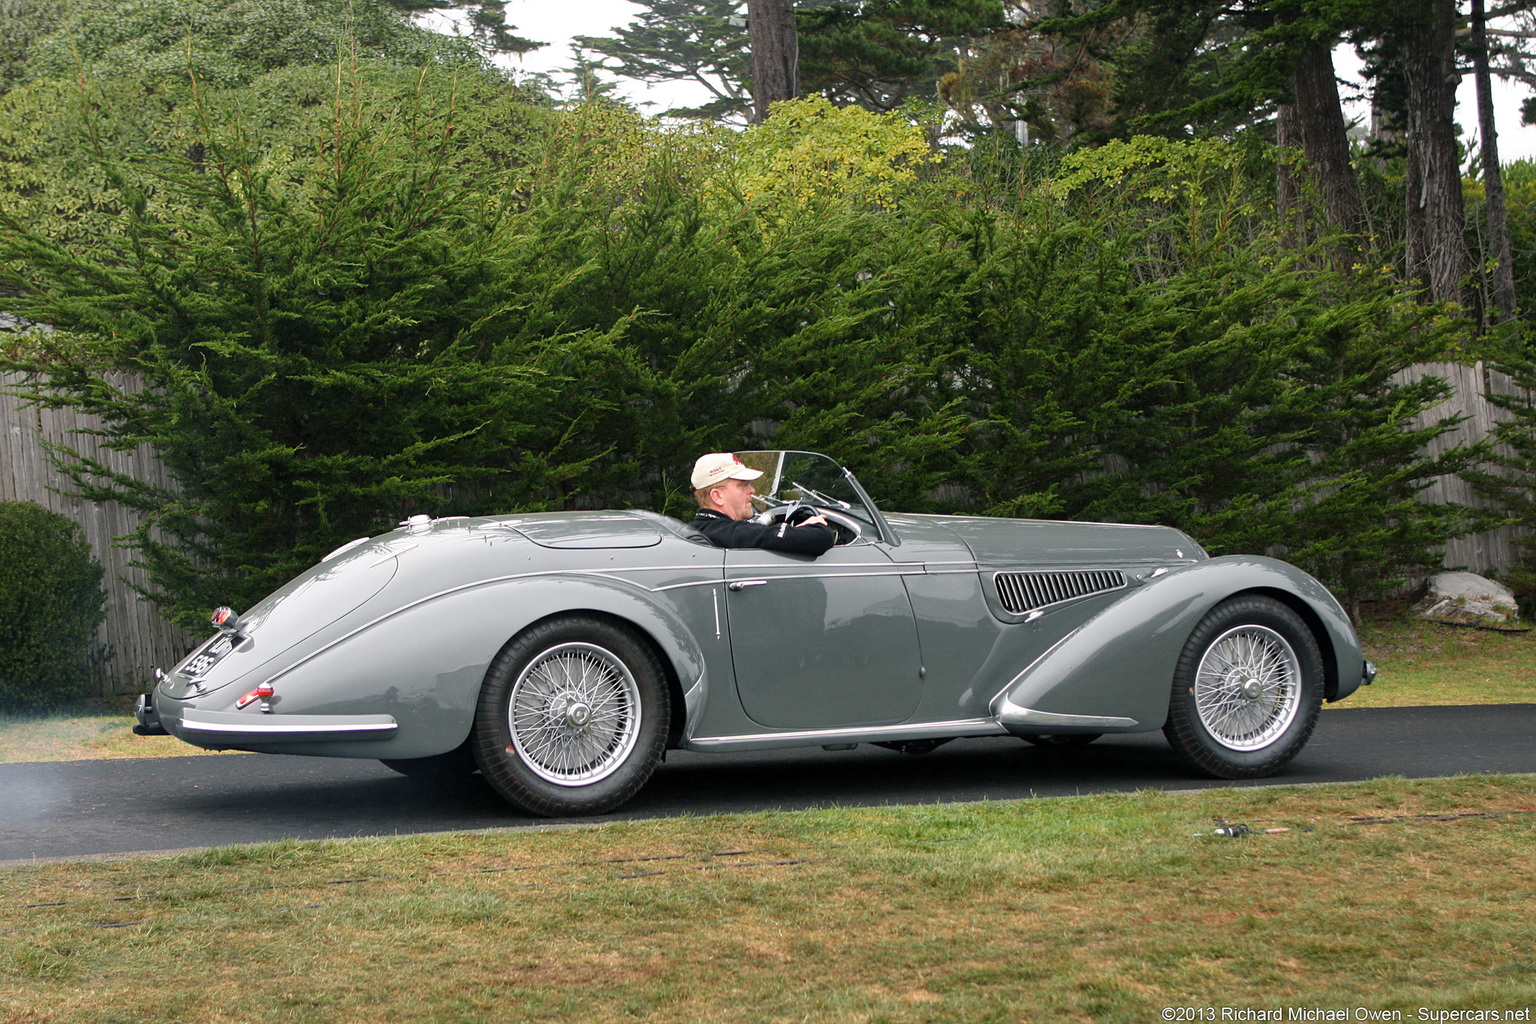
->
[236,684,275,710]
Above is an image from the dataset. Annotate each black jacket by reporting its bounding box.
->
[690,508,836,556]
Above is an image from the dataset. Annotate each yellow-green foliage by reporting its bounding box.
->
[729,95,937,208]
[1050,134,1260,214]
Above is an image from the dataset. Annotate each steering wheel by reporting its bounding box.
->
[784,505,823,527]
[757,503,862,545]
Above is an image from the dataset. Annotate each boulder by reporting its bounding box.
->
[1412,572,1522,628]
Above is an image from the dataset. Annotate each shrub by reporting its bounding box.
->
[0,501,109,711]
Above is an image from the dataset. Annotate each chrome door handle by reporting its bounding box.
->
[728,579,767,591]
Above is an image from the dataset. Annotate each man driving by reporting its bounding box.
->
[690,452,836,556]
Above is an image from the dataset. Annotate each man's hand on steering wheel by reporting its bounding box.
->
[784,505,828,527]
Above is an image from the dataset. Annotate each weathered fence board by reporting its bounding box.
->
[1399,361,1529,576]
[1,372,193,696]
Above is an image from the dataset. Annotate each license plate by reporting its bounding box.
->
[178,633,237,679]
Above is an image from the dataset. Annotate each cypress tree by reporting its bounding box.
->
[1,72,602,626]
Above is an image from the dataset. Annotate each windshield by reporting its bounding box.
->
[735,451,877,530]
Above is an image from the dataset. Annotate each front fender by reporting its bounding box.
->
[169,574,710,760]
[990,556,1363,733]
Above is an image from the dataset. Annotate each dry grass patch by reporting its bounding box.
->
[0,704,230,763]
[2,776,1533,1022]
[1346,604,1535,708]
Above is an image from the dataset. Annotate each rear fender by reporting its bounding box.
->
[217,574,709,759]
[990,556,1361,732]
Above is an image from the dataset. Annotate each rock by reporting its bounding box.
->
[1412,571,1522,628]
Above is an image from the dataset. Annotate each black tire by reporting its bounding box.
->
[1022,733,1102,747]
[380,738,478,781]
[1163,594,1323,779]
[472,615,670,817]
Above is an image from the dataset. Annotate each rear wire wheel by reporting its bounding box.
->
[1164,595,1323,779]
[473,615,670,816]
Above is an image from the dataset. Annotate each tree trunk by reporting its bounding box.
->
[1472,0,1518,324]
[1276,101,1304,229]
[1402,0,1470,306]
[748,0,798,124]
[1290,41,1364,240]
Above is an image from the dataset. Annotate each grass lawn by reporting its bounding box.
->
[0,702,226,764]
[1346,604,1535,708]
[1,776,1533,1022]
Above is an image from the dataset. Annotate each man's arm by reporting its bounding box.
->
[694,513,836,556]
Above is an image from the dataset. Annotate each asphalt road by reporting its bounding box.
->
[2,704,1533,864]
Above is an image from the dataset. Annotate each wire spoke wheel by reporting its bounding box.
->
[475,615,669,817]
[1193,625,1301,751]
[1164,595,1323,779]
[509,642,641,786]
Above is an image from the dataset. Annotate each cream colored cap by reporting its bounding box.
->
[691,452,764,490]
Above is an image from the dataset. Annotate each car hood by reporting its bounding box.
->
[899,514,1205,568]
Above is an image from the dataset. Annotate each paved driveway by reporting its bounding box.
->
[2,704,1533,863]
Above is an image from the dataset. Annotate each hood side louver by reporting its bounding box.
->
[994,569,1127,614]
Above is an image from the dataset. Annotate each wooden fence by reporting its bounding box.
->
[2,372,193,696]
[2,362,1531,696]
[1400,361,1529,576]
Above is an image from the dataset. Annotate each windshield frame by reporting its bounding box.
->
[734,450,899,546]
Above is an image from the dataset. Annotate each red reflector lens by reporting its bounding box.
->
[236,685,275,709]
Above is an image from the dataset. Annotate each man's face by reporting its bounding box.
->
[713,478,756,521]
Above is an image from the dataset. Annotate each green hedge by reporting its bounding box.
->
[0,501,109,711]
[0,88,1493,627]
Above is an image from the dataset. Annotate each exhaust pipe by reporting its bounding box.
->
[133,687,167,736]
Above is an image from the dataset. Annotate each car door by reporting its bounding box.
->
[723,543,923,730]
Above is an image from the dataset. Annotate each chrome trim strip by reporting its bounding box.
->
[717,565,920,578]
[991,695,1138,730]
[179,710,399,742]
[660,566,986,587]
[369,542,416,569]
[685,717,1007,751]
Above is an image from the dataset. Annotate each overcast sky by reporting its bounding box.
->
[493,0,1533,162]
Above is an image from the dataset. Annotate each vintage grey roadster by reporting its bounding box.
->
[136,450,1375,816]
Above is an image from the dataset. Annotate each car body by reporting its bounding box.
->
[136,450,1375,816]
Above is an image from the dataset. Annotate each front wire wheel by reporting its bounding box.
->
[474,616,669,816]
[1193,624,1301,751]
[1164,595,1323,779]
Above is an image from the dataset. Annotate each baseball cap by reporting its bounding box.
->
[691,452,764,490]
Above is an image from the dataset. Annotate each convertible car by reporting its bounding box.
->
[136,450,1375,816]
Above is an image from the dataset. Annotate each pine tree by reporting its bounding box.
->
[573,0,1005,121]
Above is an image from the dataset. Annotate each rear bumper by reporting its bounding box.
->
[139,683,398,749]
[176,709,399,745]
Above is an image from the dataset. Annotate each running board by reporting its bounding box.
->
[685,717,1008,753]
[991,693,1139,734]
